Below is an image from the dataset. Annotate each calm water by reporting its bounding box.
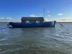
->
[0,22,72,54]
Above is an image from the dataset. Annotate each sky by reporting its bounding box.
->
[0,0,72,22]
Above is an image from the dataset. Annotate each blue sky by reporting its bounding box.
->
[0,0,72,22]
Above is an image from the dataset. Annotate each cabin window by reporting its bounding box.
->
[36,21,40,23]
[26,20,29,23]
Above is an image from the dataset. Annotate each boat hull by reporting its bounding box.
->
[8,21,56,28]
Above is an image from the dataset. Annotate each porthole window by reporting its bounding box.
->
[26,20,29,23]
[36,21,40,23]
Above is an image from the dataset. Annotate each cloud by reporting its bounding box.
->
[44,18,48,22]
[0,17,12,20]
[56,18,72,22]
[6,17,12,20]
[57,13,63,16]
[30,14,38,17]
[0,17,5,20]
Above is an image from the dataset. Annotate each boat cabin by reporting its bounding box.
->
[21,17,44,23]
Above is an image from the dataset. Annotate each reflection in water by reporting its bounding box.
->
[0,23,72,54]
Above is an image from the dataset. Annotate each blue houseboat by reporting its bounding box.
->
[8,17,56,28]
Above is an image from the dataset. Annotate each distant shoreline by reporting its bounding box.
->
[56,22,72,23]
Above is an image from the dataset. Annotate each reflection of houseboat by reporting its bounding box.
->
[8,17,56,28]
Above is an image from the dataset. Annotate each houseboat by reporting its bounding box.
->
[8,17,56,28]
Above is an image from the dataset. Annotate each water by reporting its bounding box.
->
[0,22,72,54]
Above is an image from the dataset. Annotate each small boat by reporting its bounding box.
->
[8,17,56,28]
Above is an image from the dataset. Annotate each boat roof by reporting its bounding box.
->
[21,17,44,21]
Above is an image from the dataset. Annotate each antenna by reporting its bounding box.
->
[43,8,45,18]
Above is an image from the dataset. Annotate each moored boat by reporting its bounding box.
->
[8,17,56,28]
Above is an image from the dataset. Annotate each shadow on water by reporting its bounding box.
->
[0,23,72,54]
